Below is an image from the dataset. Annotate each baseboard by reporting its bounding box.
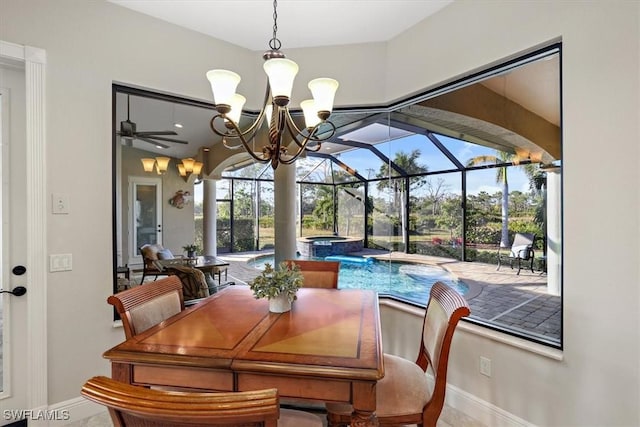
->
[445,382,535,427]
[47,396,106,426]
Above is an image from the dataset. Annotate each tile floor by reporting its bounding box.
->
[66,404,486,427]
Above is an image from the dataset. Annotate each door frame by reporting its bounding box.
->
[128,176,163,263]
[0,40,48,411]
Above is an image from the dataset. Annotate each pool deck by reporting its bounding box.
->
[216,249,560,345]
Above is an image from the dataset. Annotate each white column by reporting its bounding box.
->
[274,163,297,267]
[203,179,217,257]
[546,167,561,296]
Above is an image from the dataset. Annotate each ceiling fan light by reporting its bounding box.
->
[308,78,339,113]
[141,158,156,172]
[263,58,298,103]
[177,163,187,177]
[206,69,241,106]
[155,157,171,173]
[182,157,195,173]
[300,99,321,128]
[227,93,246,124]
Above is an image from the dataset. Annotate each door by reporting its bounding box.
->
[129,177,162,264]
[0,58,28,425]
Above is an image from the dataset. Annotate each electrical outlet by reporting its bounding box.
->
[52,193,70,214]
[480,356,491,377]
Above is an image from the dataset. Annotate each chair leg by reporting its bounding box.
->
[326,413,347,427]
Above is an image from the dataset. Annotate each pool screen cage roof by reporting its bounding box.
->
[219,45,560,184]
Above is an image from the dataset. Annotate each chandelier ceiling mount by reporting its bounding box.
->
[207,0,338,169]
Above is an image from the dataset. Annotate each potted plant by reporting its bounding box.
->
[182,243,199,259]
[249,262,303,313]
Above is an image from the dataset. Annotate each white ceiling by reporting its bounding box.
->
[108,0,453,50]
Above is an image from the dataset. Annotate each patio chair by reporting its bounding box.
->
[325,282,470,427]
[139,244,180,284]
[285,259,340,288]
[81,376,324,427]
[497,232,535,275]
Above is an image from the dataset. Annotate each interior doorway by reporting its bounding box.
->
[128,177,163,264]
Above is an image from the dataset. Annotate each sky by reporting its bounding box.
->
[194,133,532,204]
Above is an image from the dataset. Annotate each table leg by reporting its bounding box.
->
[112,362,133,384]
[351,382,379,427]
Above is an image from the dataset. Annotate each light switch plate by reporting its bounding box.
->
[50,253,72,272]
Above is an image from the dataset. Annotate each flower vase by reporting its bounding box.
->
[187,250,196,259]
[269,293,292,313]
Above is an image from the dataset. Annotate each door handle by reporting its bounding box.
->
[0,286,27,296]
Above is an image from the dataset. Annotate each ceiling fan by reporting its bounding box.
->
[118,95,188,148]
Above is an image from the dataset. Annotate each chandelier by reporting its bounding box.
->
[207,0,339,169]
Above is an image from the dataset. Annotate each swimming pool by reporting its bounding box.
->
[249,255,468,306]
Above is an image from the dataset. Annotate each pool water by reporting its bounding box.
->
[249,256,468,306]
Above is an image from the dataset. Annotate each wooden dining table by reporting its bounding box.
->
[104,285,384,426]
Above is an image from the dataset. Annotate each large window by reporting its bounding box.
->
[114,43,561,348]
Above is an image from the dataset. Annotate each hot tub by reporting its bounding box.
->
[297,236,364,257]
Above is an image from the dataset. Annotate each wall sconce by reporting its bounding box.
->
[178,158,204,182]
[529,151,543,163]
[141,157,171,174]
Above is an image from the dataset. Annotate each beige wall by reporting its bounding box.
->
[0,0,638,425]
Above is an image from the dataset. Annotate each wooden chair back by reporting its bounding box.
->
[325,281,470,427]
[107,275,184,339]
[81,376,280,426]
[285,260,340,289]
[416,281,471,423]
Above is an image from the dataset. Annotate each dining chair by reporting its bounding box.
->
[81,376,324,427]
[325,281,470,427]
[285,259,340,288]
[107,275,184,339]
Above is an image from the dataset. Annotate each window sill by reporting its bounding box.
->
[379,297,564,361]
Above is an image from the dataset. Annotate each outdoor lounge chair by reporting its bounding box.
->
[497,232,535,275]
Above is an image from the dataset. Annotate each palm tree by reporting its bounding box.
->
[466,151,513,248]
[376,149,428,247]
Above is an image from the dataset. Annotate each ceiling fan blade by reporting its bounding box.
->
[143,135,189,144]
[137,137,170,149]
[136,130,178,136]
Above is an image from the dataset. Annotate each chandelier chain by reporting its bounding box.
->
[269,0,281,51]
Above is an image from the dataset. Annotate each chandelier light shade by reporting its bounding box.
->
[141,158,156,172]
[263,58,299,103]
[181,157,195,172]
[141,157,170,174]
[207,0,339,169]
[178,158,204,181]
[206,70,241,106]
[155,157,171,173]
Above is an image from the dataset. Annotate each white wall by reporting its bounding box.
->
[0,0,638,425]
